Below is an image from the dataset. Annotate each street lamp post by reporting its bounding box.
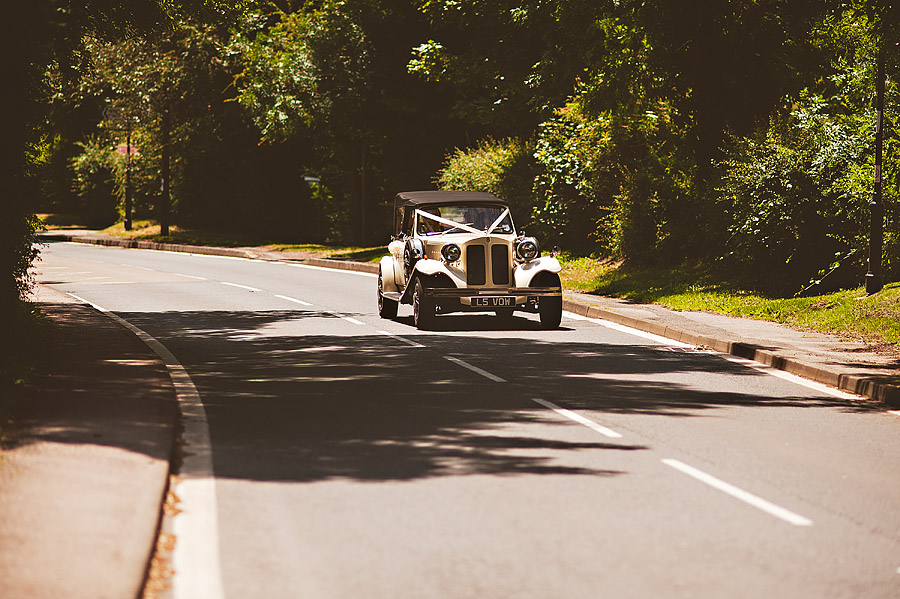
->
[125,126,133,231]
[865,37,886,295]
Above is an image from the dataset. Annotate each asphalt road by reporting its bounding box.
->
[34,240,900,599]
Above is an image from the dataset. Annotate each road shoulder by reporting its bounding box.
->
[0,285,177,599]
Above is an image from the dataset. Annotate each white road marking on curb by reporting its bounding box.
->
[376,330,425,348]
[565,311,865,400]
[722,356,864,400]
[221,281,260,292]
[889,411,900,417]
[175,273,208,280]
[274,294,314,307]
[65,294,225,599]
[662,458,813,527]
[564,311,694,348]
[444,356,506,382]
[529,397,623,438]
[66,293,108,312]
[287,262,378,278]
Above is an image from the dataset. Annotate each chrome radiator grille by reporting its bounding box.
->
[465,242,511,286]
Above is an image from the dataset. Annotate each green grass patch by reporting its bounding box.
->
[97,221,388,261]
[100,221,271,248]
[560,256,900,349]
[266,243,386,263]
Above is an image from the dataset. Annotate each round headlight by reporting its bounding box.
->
[516,237,540,261]
[441,243,462,263]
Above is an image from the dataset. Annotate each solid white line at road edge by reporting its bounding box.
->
[662,458,813,527]
[529,397,623,438]
[564,311,863,400]
[65,293,225,599]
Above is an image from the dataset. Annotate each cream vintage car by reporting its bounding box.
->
[377,190,563,329]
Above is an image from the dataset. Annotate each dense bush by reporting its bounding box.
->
[69,137,120,228]
[436,138,537,233]
[531,96,699,262]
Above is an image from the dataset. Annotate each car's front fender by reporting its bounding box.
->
[380,256,399,293]
[514,256,562,288]
[399,259,461,303]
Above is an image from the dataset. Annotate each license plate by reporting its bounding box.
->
[471,296,514,307]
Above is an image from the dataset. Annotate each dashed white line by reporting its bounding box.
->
[274,294,314,307]
[662,458,813,527]
[324,310,365,325]
[444,356,506,382]
[221,281,260,292]
[529,397,623,438]
[175,273,208,280]
[376,330,425,347]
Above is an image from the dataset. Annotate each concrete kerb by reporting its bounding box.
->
[43,232,900,407]
[561,297,900,407]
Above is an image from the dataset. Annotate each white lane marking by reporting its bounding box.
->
[65,295,225,599]
[564,311,694,348]
[662,458,813,527]
[287,262,377,278]
[274,294,314,307]
[175,273,208,280]
[324,310,365,325]
[529,397,623,438]
[722,356,864,400]
[376,330,425,348]
[444,356,506,382]
[221,281,260,292]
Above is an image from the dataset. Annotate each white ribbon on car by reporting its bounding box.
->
[487,208,511,234]
[415,207,511,236]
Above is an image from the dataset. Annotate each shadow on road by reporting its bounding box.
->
[79,307,876,485]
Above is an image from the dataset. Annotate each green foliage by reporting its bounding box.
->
[69,137,120,228]
[531,94,698,261]
[436,138,537,232]
[717,8,900,294]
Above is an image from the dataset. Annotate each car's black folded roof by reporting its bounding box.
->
[394,190,508,210]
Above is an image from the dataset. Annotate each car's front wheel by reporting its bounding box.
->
[377,272,398,319]
[534,272,562,329]
[412,278,434,329]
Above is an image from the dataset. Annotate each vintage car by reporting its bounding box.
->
[377,190,563,329]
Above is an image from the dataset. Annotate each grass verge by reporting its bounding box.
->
[560,257,900,351]
[95,221,386,262]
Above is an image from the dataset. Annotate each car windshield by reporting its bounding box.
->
[416,205,515,236]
